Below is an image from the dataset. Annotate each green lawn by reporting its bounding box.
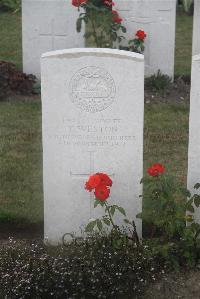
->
[144,103,189,184]
[175,14,193,76]
[0,98,43,224]
[0,12,22,69]
[0,11,194,75]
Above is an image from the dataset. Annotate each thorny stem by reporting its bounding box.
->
[104,202,140,246]
[105,202,117,231]
[131,220,140,246]
[89,15,100,47]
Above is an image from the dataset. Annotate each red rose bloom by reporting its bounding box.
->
[97,173,113,187]
[112,10,122,24]
[85,173,112,201]
[103,0,115,7]
[95,184,110,201]
[147,163,165,177]
[85,174,101,191]
[85,181,93,192]
[135,29,147,41]
[72,0,87,7]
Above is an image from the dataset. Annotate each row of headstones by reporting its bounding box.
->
[42,48,200,245]
[23,0,199,80]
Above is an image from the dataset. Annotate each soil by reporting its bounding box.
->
[142,269,200,299]
[0,222,43,241]
[144,77,190,105]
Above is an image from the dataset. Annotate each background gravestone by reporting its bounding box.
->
[22,0,84,79]
[115,0,176,78]
[41,48,144,245]
[192,0,200,56]
[187,54,200,222]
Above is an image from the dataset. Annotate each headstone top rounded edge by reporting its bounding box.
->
[41,48,144,62]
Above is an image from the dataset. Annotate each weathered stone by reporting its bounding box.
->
[41,48,144,245]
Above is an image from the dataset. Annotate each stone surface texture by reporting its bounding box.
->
[187,54,200,223]
[41,48,144,245]
[115,0,176,78]
[192,0,200,56]
[22,0,84,78]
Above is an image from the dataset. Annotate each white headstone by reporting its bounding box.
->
[187,54,200,222]
[115,0,176,78]
[192,0,200,56]
[22,0,84,79]
[41,48,144,245]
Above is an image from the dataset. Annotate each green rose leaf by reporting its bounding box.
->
[136,212,142,219]
[121,26,126,33]
[194,194,200,207]
[124,219,131,224]
[194,183,200,189]
[76,18,82,32]
[185,215,193,222]
[85,220,96,232]
[117,206,126,216]
[187,204,195,213]
[97,219,103,231]
[103,218,110,226]
[94,199,100,208]
[110,206,115,216]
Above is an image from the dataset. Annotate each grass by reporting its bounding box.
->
[0,11,194,75]
[0,98,189,225]
[175,14,193,76]
[144,103,189,184]
[0,12,22,69]
[0,98,43,224]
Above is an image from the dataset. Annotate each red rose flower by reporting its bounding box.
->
[95,184,110,201]
[135,29,147,41]
[72,0,87,7]
[147,163,165,177]
[85,174,101,191]
[103,0,115,7]
[85,182,93,192]
[112,10,122,24]
[97,173,113,187]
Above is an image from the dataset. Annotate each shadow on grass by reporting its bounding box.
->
[0,211,43,239]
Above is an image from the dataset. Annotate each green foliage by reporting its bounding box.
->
[145,70,172,94]
[85,199,139,249]
[0,61,36,98]
[180,0,193,13]
[138,172,200,269]
[85,199,127,233]
[139,174,187,239]
[75,1,126,48]
[0,0,21,12]
[120,37,145,54]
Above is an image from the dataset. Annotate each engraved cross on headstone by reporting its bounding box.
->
[70,151,114,218]
[126,16,157,25]
[40,19,68,50]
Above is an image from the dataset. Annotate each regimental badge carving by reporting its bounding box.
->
[69,66,116,113]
